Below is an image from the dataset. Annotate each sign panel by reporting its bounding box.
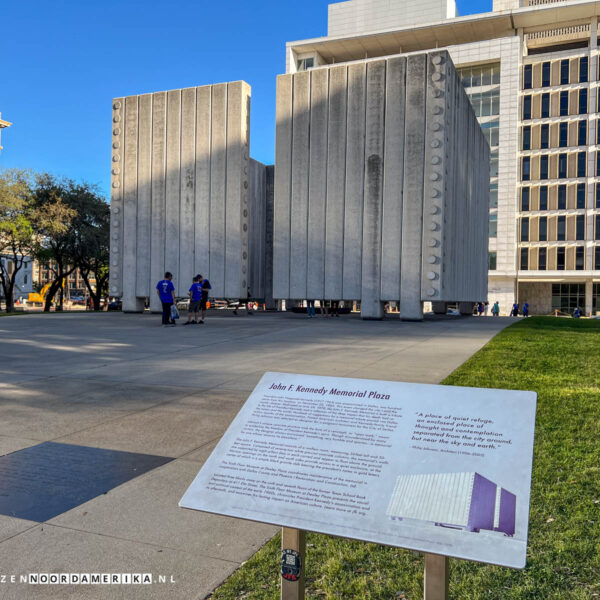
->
[180,373,536,568]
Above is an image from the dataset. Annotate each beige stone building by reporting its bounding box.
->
[287,0,600,315]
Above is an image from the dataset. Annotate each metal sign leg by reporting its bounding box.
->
[424,553,449,600]
[281,527,306,600]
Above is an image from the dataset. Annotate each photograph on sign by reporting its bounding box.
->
[180,372,536,568]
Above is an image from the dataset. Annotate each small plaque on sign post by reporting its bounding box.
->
[180,373,536,570]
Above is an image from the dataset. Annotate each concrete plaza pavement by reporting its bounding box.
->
[0,311,514,599]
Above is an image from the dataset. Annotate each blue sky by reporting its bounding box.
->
[1,0,491,198]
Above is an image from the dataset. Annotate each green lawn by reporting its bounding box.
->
[211,317,600,600]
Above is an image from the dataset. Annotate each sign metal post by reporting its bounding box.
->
[281,527,306,600]
[424,553,449,600]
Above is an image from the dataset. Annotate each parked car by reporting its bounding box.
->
[107,300,122,311]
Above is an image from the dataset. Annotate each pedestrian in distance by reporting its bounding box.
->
[185,276,202,325]
[511,302,519,317]
[306,299,315,318]
[522,302,529,317]
[573,306,582,318]
[156,272,176,327]
[197,274,211,324]
[492,301,500,317]
[477,302,484,316]
[320,300,328,317]
[484,301,489,316]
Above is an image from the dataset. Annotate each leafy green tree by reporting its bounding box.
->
[0,169,36,313]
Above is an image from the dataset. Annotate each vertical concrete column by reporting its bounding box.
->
[360,60,386,320]
[307,68,329,301]
[325,66,348,300]
[209,84,227,297]
[194,86,212,281]
[343,62,367,301]
[109,98,125,299]
[123,95,144,312]
[165,90,182,295]
[290,72,311,300]
[179,87,197,295]
[587,18,598,273]
[381,56,406,304]
[585,279,593,316]
[273,75,293,299]
[149,92,167,313]
[400,55,427,321]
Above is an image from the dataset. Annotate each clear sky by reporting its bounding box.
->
[0,0,491,198]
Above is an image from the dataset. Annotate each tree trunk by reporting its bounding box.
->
[4,282,15,313]
[44,280,61,312]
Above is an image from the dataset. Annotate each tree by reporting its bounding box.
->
[0,169,35,313]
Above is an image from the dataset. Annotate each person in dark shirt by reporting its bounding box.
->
[156,272,176,326]
[197,274,211,324]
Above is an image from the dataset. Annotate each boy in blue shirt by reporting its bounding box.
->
[185,276,202,325]
[156,272,176,326]
[197,274,211,324]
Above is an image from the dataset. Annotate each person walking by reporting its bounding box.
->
[156,272,176,327]
[492,301,500,317]
[320,300,328,317]
[522,302,529,317]
[511,302,519,317]
[306,299,315,318]
[185,276,202,325]
[197,274,211,324]
[477,302,484,316]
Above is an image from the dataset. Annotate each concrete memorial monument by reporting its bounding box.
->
[181,372,536,597]
[273,50,490,320]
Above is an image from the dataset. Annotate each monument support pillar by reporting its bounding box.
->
[122,296,145,313]
[432,301,447,315]
[281,527,305,600]
[424,553,448,600]
[459,301,474,315]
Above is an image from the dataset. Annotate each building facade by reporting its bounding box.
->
[287,0,600,315]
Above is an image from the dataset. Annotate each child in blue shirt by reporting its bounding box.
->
[156,272,176,326]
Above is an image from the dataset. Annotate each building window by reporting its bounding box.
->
[580,56,588,83]
[579,88,588,114]
[577,183,586,209]
[577,214,585,240]
[523,95,532,120]
[596,214,600,240]
[489,213,498,238]
[558,215,566,240]
[521,187,530,211]
[560,91,569,116]
[490,150,499,177]
[597,150,600,176]
[595,247,600,270]
[542,93,550,118]
[553,283,584,310]
[540,155,549,180]
[522,156,531,181]
[559,154,567,178]
[539,247,547,270]
[490,182,498,208]
[561,59,570,85]
[557,247,566,270]
[540,185,548,210]
[542,61,551,87]
[522,126,531,150]
[24,275,28,285]
[297,57,314,71]
[520,248,529,270]
[539,216,548,241]
[541,123,549,149]
[524,64,532,89]
[559,122,568,147]
[521,217,529,242]
[577,151,587,177]
[578,120,587,146]
[597,183,600,208]
[576,246,585,270]
[489,252,497,270]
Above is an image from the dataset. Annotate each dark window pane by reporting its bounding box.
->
[596,215,600,240]
[559,122,568,147]
[560,91,569,116]
[539,247,547,270]
[557,247,566,270]
[521,248,529,270]
[579,88,588,114]
[578,151,587,177]
[524,64,532,89]
[539,216,547,241]
[521,217,529,242]
[542,61,551,87]
[540,155,549,180]
[577,215,585,240]
[542,93,550,118]
[561,59,569,85]
[595,246,600,269]
[541,123,549,149]
[597,184,600,208]
[489,252,497,270]
[576,246,585,270]
[577,183,586,209]
[559,154,567,178]
[580,56,588,83]
[558,185,567,209]
[521,187,530,211]
[523,125,531,150]
[558,215,566,240]
[578,119,587,145]
[489,214,497,238]
[490,182,498,208]
[540,185,548,210]
[523,156,530,180]
[523,95,532,120]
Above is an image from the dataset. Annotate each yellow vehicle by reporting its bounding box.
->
[28,280,64,305]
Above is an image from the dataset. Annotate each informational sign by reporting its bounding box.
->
[180,373,537,569]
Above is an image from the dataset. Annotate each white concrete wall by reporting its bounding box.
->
[493,0,520,10]
[273,51,489,319]
[110,82,252,311]
[328,0,457,37]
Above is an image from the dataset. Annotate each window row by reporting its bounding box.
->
[520,215,586,242]
[522,152,587,181]
[522,120,588,150]
[523,56,588,90]
[481,119,500,149]
[519,246,585,271]
[460,64,501,89]
[467,88,500,118]
[521,183,587,211]
[523,89,588,120]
